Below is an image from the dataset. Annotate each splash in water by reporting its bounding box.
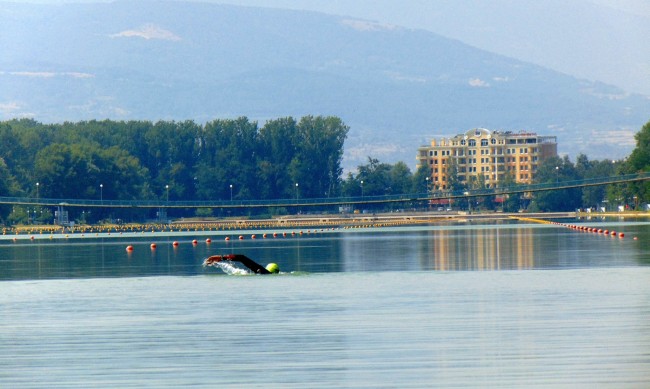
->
[204,260,251,275]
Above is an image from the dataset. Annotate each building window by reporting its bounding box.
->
[469,139,476,147]
[481,139,488,146]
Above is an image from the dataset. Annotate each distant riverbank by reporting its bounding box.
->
[3,210,648,241]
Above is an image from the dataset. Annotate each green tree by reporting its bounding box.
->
[411,164,430,194]
[614,120,650,207]
[531,156,582,211]
[195,117,259,201]
[290,116,348,198]
[389,161,413,195]
[257,117,299,199]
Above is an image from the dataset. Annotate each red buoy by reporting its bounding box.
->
[225,237,230,241]
[172,241,179,247]
[205,238,212,244]
[192,239,198,245]
[126,245,134,252]
[150,243,157,249]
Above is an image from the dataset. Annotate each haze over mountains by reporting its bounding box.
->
[1,1,648,169]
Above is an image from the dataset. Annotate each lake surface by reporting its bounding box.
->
[2,219,650,387]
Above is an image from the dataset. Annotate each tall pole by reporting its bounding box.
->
[295,183,299,200]
[166,184,169,202]
[100,184,103,202]
[230,184,233,201]
[360,180,364,198]
[36,182,39,200]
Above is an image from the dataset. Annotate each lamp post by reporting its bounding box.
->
[555,166,559,184]
[360,180,364,198]
[230,184,233,201]
[100,184,103,202]
[166,185,169,202]
[36,182,39,200]
[295,183,299,200]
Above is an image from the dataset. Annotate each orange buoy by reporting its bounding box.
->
[192,239,198,245]
[150,243,157,249]
[263,233,267,238]
[206,238,212,243]
[273,233,278,238]
[239,235,244,240]
[126,245,134,252]
[251,234,256,239]
[610,231,616,236]
[172,241,179,247]
[618,233,624,238]
[225,236,230,241]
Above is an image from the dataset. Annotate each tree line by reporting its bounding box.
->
[0,116,348,223]
[0,117,648,224]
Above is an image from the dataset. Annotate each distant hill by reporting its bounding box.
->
[0,1,648,169]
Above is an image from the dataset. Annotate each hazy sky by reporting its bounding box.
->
[21,0,650,95]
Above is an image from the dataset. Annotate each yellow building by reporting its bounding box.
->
[416,128,557,191]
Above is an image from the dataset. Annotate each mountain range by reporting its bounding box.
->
[1,1,648,169]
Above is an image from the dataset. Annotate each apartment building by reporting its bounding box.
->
[416,128,557,191]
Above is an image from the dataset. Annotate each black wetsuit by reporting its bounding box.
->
[228,254,271,274]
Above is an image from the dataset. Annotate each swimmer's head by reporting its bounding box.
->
[265,263,280,274]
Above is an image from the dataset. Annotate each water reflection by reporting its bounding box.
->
[0,221,648,280]
[341,221,649,271]
[425,226,537,270]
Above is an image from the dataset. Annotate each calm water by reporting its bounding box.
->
[2,220,650,387]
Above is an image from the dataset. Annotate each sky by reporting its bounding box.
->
[19,0,650,96]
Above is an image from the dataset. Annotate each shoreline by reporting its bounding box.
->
[3,210,647,241]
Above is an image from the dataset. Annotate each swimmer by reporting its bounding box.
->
[204,254,280,274]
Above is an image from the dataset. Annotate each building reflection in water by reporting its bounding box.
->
[340,224,537,272]
[423,225,535,270]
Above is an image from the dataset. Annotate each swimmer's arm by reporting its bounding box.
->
[205,254,270,274]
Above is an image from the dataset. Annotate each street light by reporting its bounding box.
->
[230,184,233,201]
[165,184,169,202]
[555,166,559,184]
[36,182,39,199]
[100,184,103,202]
[360,180,364,198]
[295,183,299,200]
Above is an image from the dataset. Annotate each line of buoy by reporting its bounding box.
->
[512,216,635,240]
[549,221,630,239]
